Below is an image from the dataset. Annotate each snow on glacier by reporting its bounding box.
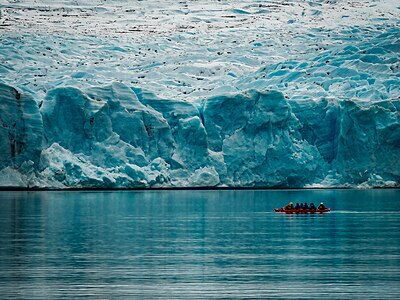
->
[0,0,399,188]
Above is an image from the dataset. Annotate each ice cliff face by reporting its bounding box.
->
[0,0,399,188]
[1,80,399,188]
[0,83,43,186]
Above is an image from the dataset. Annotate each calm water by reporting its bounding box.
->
[0,189,399,299]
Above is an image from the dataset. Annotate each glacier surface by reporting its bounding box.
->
[0,0,399,188]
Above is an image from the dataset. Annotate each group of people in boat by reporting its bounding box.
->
[284,201,326,211]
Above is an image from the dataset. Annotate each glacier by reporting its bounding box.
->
[1,81,399,188]
[0,0,399,188]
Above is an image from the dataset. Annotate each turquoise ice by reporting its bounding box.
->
[0,0,399,188]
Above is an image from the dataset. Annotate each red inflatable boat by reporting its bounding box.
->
[274,207,330,214]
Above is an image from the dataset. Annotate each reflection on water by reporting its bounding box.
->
[0,190,399,299]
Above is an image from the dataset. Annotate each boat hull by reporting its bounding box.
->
[274,208,330,214]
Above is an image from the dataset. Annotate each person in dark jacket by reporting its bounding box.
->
[318,202,326,210]
[303,202,309,209]
[310,203,316,210]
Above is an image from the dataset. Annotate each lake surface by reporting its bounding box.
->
[0,189,399,299]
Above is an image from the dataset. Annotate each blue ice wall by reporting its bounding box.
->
[1,80,399,188]
[0,28,399,188]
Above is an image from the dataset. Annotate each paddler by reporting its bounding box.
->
[285,202,294,210]
[318,202,326,210]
